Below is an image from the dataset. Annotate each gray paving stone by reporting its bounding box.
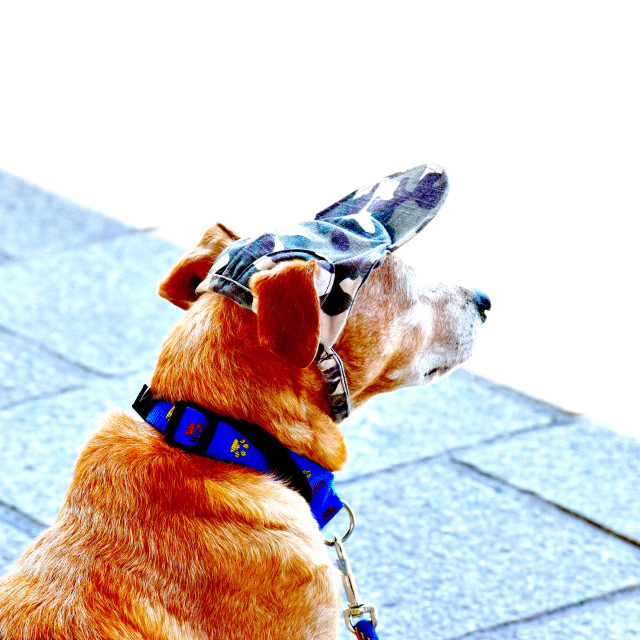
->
[0,169,129,258]
[334,459,640,640]
[462,589,640,639]
[0,500,46,539]
[0,372,150,524]
[453,421,640,544]
[340,370,570,480]
[0,328,95,409]
[0,519,34,576]
[0,232,184,375]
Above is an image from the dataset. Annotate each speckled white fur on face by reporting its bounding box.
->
[417,283,483,383]
[379,264,485,388]
[332,253,488,409]
[384,304,434,382]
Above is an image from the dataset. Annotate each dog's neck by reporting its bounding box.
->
[133,386,345,529]
[151,294,347,471]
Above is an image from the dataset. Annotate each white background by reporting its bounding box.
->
[1,1,638,435]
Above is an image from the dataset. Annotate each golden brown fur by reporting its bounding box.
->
[0,223,486,639]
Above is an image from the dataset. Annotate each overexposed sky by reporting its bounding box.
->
[1,1,638,434]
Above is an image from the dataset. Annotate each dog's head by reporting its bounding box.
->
[154,165,489,467]
[157,223,489,410]
[158,164,489,420]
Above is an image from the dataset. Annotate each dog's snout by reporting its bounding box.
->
[471,289,491,321]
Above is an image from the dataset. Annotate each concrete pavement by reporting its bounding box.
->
[1,168,639,639]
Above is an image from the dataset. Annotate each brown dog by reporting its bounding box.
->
[0,221,488,639]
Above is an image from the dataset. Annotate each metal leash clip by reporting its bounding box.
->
[325,504,378,635]
[333,535,378,633]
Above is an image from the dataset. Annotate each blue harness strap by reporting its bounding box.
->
[133,385,344,529]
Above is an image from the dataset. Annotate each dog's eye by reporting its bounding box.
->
[425,368,439,378]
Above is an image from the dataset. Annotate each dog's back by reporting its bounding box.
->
[0,410,339,639]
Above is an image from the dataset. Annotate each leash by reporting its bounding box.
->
[325,503,381,639]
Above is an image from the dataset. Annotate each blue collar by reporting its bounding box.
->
[133,385,344,530]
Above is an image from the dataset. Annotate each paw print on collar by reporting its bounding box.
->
[230,438,250,457]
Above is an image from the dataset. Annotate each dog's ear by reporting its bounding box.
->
[159,223,240,309]
[250,260,321,369]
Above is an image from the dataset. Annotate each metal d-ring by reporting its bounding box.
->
[324,501,355,546]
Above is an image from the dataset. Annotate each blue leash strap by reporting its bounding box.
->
[355,619,380,640]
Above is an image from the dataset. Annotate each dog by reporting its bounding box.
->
[0,165,489,639]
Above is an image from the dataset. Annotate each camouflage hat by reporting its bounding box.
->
[197,163,449,422]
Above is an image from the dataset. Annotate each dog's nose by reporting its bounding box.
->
[472,289,491,321]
